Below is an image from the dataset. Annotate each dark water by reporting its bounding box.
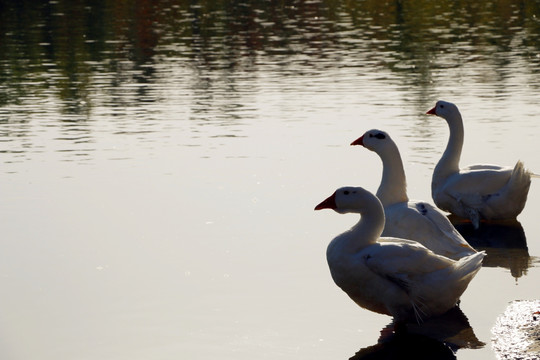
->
[1,1,540,359]
[3,0,540,122]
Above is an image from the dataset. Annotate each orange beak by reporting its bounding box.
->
[350,135,364,146]
[315,192,337,210]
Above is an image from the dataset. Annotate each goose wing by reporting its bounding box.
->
[362,241,453,288]
[383,202,475,258]
[412,201,475,251]
[443,167,512,201]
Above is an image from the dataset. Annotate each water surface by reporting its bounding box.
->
[1,1,540,359]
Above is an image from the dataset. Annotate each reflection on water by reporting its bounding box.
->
[351,307,483,360]
[1,0,538,167]
[351,333,456,360]
[452,219,535,279]
[1,0,539,177]
[2,0,540,129]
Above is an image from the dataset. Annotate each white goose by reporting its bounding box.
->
[315,186,485,323]
[351,129,476,260]
[426,100,533,229]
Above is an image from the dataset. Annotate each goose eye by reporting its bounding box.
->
[439,104,445,109]
[344,190,350,195]
[369,134,373,138]
[374,133,386,139]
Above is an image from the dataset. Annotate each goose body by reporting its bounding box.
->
[315,187,485,322]
[351,130,476,260]
[427,100,533,228]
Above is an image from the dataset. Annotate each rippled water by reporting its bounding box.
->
[1,1,540,359]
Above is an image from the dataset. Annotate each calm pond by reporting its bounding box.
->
[1,1,540,359]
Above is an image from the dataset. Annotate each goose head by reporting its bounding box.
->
[426,100,461,120]
[315,186,382,215]
[351,129,392,153]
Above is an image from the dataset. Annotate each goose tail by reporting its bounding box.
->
[510,160,533,184]
[452,250,486,285]
[505,160,532,213]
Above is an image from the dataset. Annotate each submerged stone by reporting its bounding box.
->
[492,300,540,360]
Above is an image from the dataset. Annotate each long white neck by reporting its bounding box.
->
[375,141,409,206]
[336,201,385,254]
[434,110,464,182]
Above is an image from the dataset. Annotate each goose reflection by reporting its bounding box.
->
[450,218,535,279]
[350,306,484,360]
